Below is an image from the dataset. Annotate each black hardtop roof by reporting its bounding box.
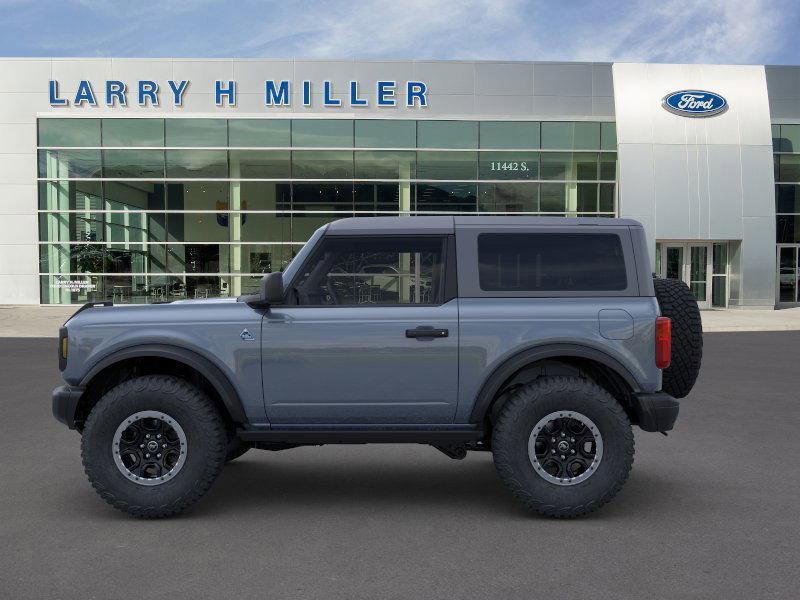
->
[325,216,642,235]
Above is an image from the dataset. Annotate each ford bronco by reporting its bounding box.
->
[52,216,702,518]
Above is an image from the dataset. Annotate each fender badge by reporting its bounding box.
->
[240,328,255,341]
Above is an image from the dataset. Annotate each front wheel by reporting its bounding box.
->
[81,375,227,518]
[492,376,634,518]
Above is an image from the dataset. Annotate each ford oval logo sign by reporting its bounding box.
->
[662,90,728,117]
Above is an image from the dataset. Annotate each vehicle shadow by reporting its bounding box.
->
[186,449,683,521]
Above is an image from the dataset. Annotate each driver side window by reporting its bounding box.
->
[292,236,445,306]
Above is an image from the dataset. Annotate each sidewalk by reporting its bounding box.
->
[2,304,800,337]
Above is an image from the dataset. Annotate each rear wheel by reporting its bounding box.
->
[81,375,227,518]
[492,376,634,518]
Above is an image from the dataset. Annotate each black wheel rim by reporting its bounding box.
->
[528,411,603,486]
[112,411,187,486]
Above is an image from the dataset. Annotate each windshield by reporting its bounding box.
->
[280,224,328,285]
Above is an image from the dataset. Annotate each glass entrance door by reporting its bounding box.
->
[777,245,799,305]
[658,243,712,309]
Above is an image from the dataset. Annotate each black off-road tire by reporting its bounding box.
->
[492,376,634,518]
[81,375,227,518]
[225,436,251,463]
[653,277,703,398]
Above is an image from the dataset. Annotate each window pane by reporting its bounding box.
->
[713,243,727,274]
[772,124,781,152]
[780,125,800,153]
[541,122,573,150]
[354,151,415,179]
[478,183,538,212]
[600,152,616,180]
[103,150,165,178]
[599,183,615,212]
[540,152,570,180]
[355,120,416,148]
[354,183,405,213]
[39,119,100,147]
[238,181,291,211]
[416,151,476,179]
[540,183,566,212]
[415,183,476,212]
[576,183,598,212]
[479,152,539,179]
[38,149,102,178]
[167,182,229,211]
[777,215,800,243]
[292,183,354,212]
[294,236,444,305]
[229,150,290,178]
[240,244,293,273]
[106,211,158,244]
[479,122,539,149]
[166,150,228,178]
[778,155,800,183]
[600,122,617,150]
[776,184,800,213]
[167,244,228,272]
[229,119,290,147]
[292,120,353,147]
[102,119,164,147]
[292,151,353,178]
[165,119,227,147]
[39,181,102,211]
[575,152,599,180]
[574,122,601,150]
[291,213,342,241]
[39,212,104,242]
[477,233,627,291]
[239,212,291,244]
[417,121,478,149]
[168,212,230,243]
[104,181,165,210]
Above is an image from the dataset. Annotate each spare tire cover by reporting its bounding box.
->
[653,278,703,398]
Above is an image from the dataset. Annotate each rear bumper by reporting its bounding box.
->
[632,392,679,433]
[52,385,84,430]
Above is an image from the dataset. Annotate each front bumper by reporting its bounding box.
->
[52,385,84,430]
[632,392,679,433]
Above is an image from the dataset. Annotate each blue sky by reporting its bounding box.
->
[1,0,798,64]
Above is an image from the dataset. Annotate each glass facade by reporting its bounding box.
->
[774,124,800,303]
[37,118,617,304]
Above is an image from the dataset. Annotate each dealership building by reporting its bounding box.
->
[1,58,799,308]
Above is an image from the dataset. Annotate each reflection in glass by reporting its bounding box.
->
[39,181,102,211]
[165,119,227,147]
[478,183,538,212]
[166,150,228,178]
[102,150,165,178]
[416,183,476,212]
[229,119,290,147]
[354,184,404,214]
[39,119,100,147]
[292,120,353,147]
[416,151,476,180]
[292,183,354,212]
[292,151,353,178]
[167,182,229,211]
[38,149,102,178]
[354,151,415,179]
[539,183,566,212]
[104,182,165,211]
[229,150,290,178]
[417,121,478,149]
[102,119,164,147]
[479,122,539,149]
[776,184,800,214]
[355,120,416,148]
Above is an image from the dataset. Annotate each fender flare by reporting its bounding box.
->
[469,343,641,423]
[79,343,247,424]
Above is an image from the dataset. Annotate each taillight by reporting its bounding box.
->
[655,317,671,369]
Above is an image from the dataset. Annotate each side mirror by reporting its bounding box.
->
[260,272,284,305]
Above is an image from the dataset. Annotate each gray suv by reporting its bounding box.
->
[52,216,702,518]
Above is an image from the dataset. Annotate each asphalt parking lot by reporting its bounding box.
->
[1,333,798,599]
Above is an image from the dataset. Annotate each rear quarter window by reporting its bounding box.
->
[477,232,627,292]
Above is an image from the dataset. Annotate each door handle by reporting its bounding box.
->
[405,327,449,339]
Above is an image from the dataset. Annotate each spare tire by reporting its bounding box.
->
[653,278,703,398]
